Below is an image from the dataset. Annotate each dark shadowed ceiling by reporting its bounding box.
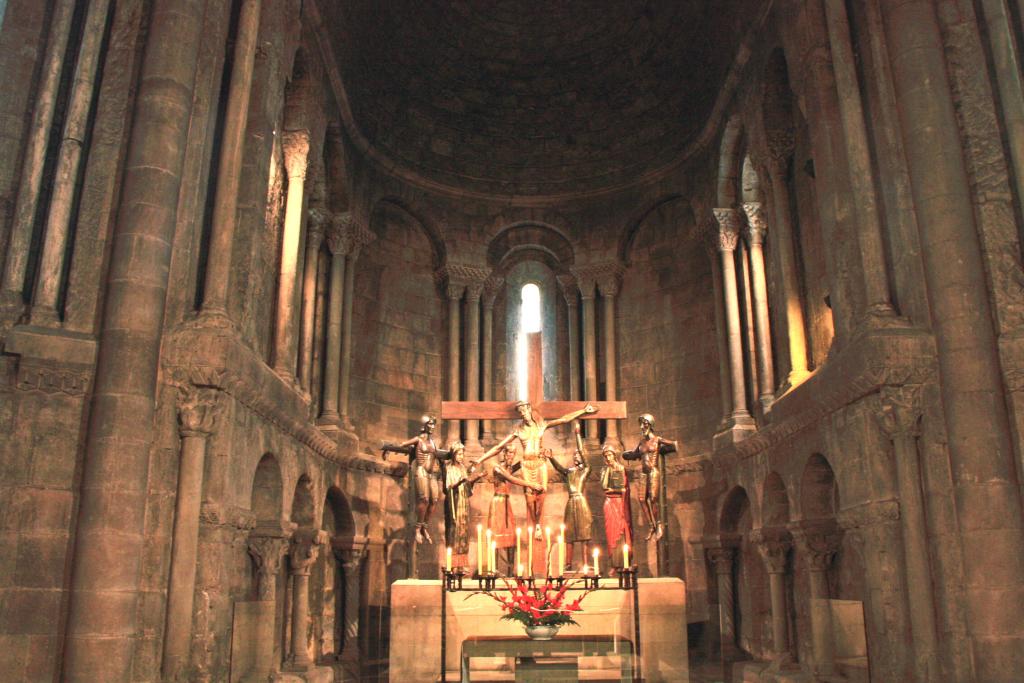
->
[325,1,757,198]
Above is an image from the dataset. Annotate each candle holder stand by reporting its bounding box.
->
[616,566,637,590]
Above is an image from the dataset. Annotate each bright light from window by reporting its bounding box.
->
[517,283,542,400]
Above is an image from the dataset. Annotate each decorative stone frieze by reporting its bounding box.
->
[15,361,91,396]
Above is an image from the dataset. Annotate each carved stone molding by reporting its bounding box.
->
[742,202,767,245]
[874,384,923,440]
[281,129,311,180]
[200,503,256,531]
[290,528,329,576]
[751,527,792,574]
[837,499,900,531]
[176,384,223,438]
[15,361,91,396]
[571,262,624,295]
[482,275,505,308]
[437,263,490,290]
[712,208,741,252]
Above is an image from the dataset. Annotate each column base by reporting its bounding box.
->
[317,413,340,431]
[27,305,61,327]
[758,393,776,414]
[336,428,358,454]
[713,413,757,448]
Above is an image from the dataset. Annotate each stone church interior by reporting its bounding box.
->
[2,0,1024,681]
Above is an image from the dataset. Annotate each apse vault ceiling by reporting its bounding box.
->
[322,1,758,200]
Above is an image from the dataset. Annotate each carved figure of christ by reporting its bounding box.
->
[441,331,627,543]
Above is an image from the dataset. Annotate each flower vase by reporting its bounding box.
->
[524,624,560,640]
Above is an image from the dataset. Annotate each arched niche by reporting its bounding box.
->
[252,454,283,523]
[799,454,838,521]
[291,475,316,528]
[761,472,791,527]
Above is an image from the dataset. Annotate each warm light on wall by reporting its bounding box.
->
[517,283,541,400]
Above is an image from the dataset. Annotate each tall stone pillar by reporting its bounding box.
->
[741,203,776,411]
[273,130,311,380]
[162,386,222,680]
[558,276,581,403]
[0,0,76,315]
[338,548,366,680]
[579,278,600,448]
[465,281,484,453]
[288,529,328,670]
[738,242,759,401]
[481,279,501,444]
[247,526,290,680]
[882,4,1024,679]
[764,145,810,388]
[822,0,902,327]
[706,235,733,428]
[793,525,842,677]
[29,0,114,325]
[339,232,369,435]
[875,385,939,681]
[298,210,327,392]
[62,2,206,679]
[753,528,792,663]
[598,273,622,447]
[714,209,755,434]
[446,281,465,443]
[707,546,738,660]
[317,217,351,428]
[196,0,263,318]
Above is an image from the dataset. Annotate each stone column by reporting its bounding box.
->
[162,386,222,680]
[753,528,792,663]
[558,276,581,403]
[481,280,501,444]
[822,0,901,327]
[0,0,76,313]
[288,529,328,670]
[195,0,262,317]
[338,235,366,435]
[62,2,206,679]
[741,203,776,411]
[713,209,755,431]
[739,241,759,401]
[465,281,484,453]
[29,0,114,325]
[579,278,600,447]
[298,209,328,392]
[318,218,351,428]
[882,4,1024,679]
[707,546,738,660]
[598,274,621,447]
[875,385,939,681]
[446,281,465,442]
[793,525,842,677]
[706,235,733,428]
[273,130,311,380]
[764,144,810,387]
[248,527,291,681]
[338,548,367,676]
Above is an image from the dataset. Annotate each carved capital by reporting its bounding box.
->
[289,528,328,575]
[336,546,367,569]
[556,275,578,307]
[281,130,311,180]
[248,534,290,600]
[713,208,741,252]
[326,212,355,256]
[306,207,330,247]
[597,274,620,298]
[437,263,489,298]
[176,385,222,438]
[742,202,767,245]
[482,276,504,308]
[875,385,923,440]
[572,262,623,298]
[706,546,736,575]
[465,281,485,302]
[765,128,795,164]
[791,523,842,572]
[751,528,791,574]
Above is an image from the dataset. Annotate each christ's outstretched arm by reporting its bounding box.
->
[545,403,598,428]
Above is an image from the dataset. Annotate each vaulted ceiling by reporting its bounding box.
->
[324,0,758,199]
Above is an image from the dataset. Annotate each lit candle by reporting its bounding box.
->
[593,547,600,576]
[477,524,483,572]
[485,529,493,573]
[517,563,524,578]
[527,526,534,575]
[491,540,497,575]
[515,527,522,571]
[446,547,452,572]
[559,534,565,576]
[544,527,551,575]
[623,543,630,569]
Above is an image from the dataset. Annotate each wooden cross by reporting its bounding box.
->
[441,331,627,423]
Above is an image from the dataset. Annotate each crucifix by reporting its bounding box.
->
[442,331,627,548]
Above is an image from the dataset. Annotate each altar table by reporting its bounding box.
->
[461,634,634,682]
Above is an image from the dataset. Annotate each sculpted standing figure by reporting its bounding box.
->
[622,413,677,540]
[478,400,598,537]
[487,444,542,572]
[600,443,633,564]
[382,415,449,544]
[442,442,485,569]
[547,421,592,570]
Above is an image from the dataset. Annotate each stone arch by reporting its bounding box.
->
[251,453,283,522]
[370,197,445,270]
[799,454,838,520]
[720,485,752,534]
[741,155,763,203]
[323,487,355,538]
[486,222,575,275]
[717,114,744,207]
[314,487,356,664]
[323,126,350,213]
[617,194,686,265]
[761,472,791,527]
[291,474,316,527]
[719,484,771,658]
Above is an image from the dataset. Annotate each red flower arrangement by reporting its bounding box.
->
[471,577,593,628]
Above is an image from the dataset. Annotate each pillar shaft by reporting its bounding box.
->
[707,548,737,659]
[340,550,365,667]
[481,296,495,443]
[882,3,1024,678]
[62,2,206,679]
[599,277,620,445]
[318,232,346,425]
[0,0,76,310]
[580,281,599,446]
[708,245,733,425]
[200,0,262,316]
[298,215,326,391]
[766,163,810,385]
[338,247,360,431]
[714,210,751,420]
[446,284,464,442]
[288,531,325,670]
[768,572,789,658]
[273,132,310,378]
[739,242,759,402]
[567,302,581,401]
[742,204,776,410]
[793,526,840,678]
[30,0,114,324]
[465,285,483,450]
